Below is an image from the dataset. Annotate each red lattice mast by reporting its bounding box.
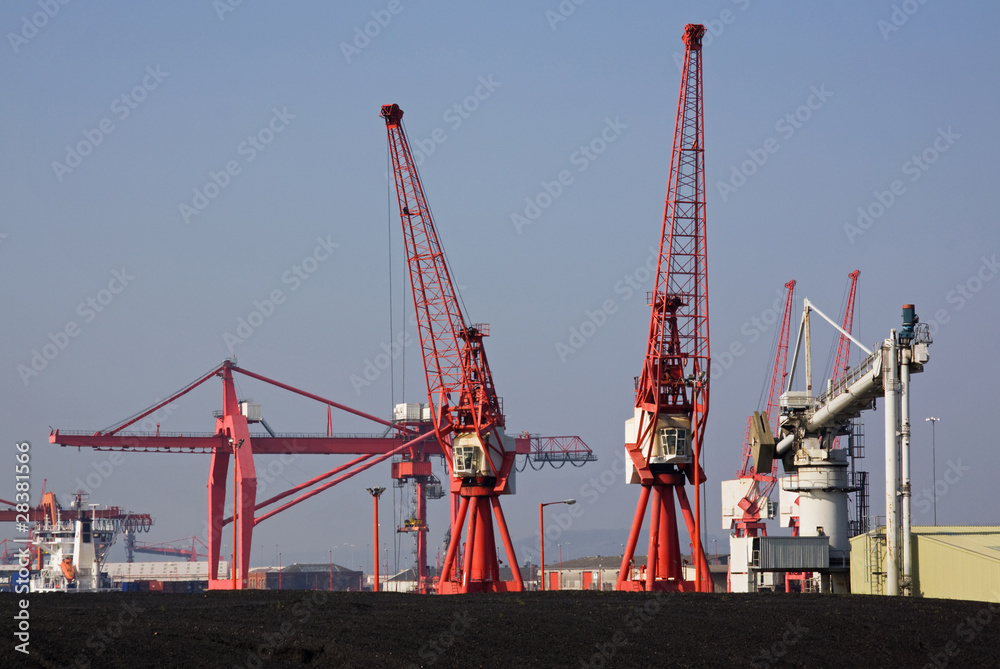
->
[830,270,860,450]
[832,270,861,385]
[732,279,796,539]
[382,104,521,594]
[618,23,711,593]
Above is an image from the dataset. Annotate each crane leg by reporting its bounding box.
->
[491,496,523,591]
[617,485,651,590]
[460,497,479,591]
[471,499,496,584]
[646,485,662,591]
[676,485,712,592]
[438,495,470,592]
[662,488,681,581]
[206,448,230,586]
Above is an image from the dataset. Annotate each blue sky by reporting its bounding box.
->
[2,1,998,571]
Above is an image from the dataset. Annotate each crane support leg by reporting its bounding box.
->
[439,492,522,594]
[206,449,230,583]
[234,443,257,589]
[491,496,524,590]
[439,495,470,591]
[646,485,662,591]
[471,499,496,583]
[617,485,651,589]
[460,498,478,590]
[657,486,681,581]
[676,485,712,592]
[208,360,257,590]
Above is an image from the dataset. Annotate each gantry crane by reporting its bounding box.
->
[49,360,589,591]
[618,23,712,593]
[132,536,207,562]
[51,359,438,589]
[382,103,522,593]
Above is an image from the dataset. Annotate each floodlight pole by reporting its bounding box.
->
[367,487,386,592]
[539,499,576,591]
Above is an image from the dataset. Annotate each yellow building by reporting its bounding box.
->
[850,526,1000,603]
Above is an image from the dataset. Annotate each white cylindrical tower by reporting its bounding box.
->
[883,334,900,596]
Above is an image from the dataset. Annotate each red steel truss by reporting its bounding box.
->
[732,280,796,538]
[830,270,861,451]
[619,23,712,593]
[382,103,521,594]
[50,359,434,589]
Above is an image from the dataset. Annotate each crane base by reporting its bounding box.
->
[616,578,699,593]
[437,580,522,595]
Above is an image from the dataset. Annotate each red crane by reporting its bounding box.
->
[829,270,861,451]
[48,359,588,591]
[730,280,796,538]
[831,271,861,384]
[51,359,436,589]
[133,536,207,562]
[618,23,711,593]
[382,103,522,594]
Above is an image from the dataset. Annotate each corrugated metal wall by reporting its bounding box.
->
[849,527,1000,603]
[757,537,829,570]
[914,535,1000,603]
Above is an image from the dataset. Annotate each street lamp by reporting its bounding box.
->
[539,499,576,591]
[925,417,940,526]
[367,487,386,592]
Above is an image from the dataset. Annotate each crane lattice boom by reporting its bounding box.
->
[619,23,712,594]
[382,103,521,594]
